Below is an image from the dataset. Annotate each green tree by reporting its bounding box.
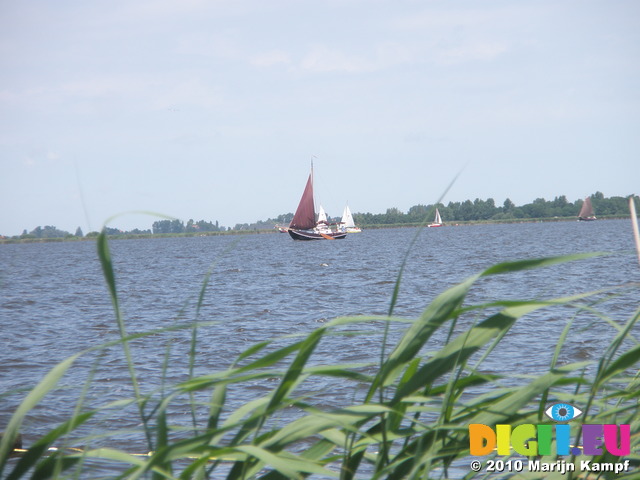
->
[385,207,403,224]
[104,227,122,236]
[503,198,515,212]
[152,220,171,234]
[446,201,461,221]
[552,195,568,208]
[170,219,184,233]
[473,198,497,220]
[521,198,547,218]
[459,200,475,221]
[407,204,429,223]
[29,225,70,238]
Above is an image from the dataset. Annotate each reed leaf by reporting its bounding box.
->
[96,229,150,449]
[4,411,94,480]
[0,352,82,476]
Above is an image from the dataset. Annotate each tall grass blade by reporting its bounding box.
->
[630,196,640,265]
[4,411,94,480]
[0,352,82,476]
[96,230,151,449]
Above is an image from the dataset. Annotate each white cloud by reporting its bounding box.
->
[392,8,496,31]
[171,31,243,60]
[299,46,368,73]
[298,42,412,74]
[46,151,61,161]
[0,75,150,111]
[149,78,224,110]
[250,50,291,68]
[21,149,62,168]
[1,72,226,114]
[436,42,508,64]
[118,0,213,19]
[58,76,147,99]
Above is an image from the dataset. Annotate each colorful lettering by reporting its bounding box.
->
[583,424,604,455]
[604,424,630,456]
[536,424,553,456]
[555,424,571,456]
[496,424,511,455]
[469,424,495,456]
[469,423,631,457]
[512,424,537,455]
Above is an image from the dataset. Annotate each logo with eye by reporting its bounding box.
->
[545,403,583,422]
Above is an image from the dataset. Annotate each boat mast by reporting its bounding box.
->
[311,155,316,218]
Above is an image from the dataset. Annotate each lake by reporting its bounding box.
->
[1,220,638,477]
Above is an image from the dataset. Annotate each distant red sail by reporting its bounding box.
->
[289,173,316,230]
[578,197,595,219]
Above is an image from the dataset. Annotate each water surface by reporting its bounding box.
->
[1,220,638,476]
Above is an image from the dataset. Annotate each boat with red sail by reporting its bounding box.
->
[578,197,597,221]
[287,165,347,240]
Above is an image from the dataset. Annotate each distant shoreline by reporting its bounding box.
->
[0,216,629,245]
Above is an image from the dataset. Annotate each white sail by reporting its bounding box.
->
[434,208,442,224]
[340,205,362,232]
[428,208,444,227]
[341,205,355,228]
[317,205,328,224]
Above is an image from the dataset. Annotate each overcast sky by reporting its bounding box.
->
[1,0,638,235]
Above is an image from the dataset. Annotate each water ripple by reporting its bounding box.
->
[1,220,638,475]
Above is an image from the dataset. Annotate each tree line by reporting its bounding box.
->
[151,219,223,234]
[354,192,633,226]
[3,192,635,240]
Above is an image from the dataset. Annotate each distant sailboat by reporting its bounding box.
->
[288,166,347,240]
[578,197,597,221]
[428,208,444,227]
[317,205,329,225]
[340,205,362,233]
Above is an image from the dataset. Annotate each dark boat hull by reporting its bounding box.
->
[288,229,348,240]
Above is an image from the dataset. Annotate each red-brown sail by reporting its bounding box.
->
[287,165,348,240]
[578,197,596,220]
[289,172,316,230]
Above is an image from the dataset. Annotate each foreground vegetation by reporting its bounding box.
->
[1,201,639,479]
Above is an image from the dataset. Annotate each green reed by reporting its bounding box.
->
[1,222,639,479]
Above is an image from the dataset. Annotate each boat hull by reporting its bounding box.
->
[288,229,348,240]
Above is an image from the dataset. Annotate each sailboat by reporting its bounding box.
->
[428,208,444,227]
[288,166,348,240]
[340,205,362,233]
[317,205,329,226]
[578,197,597,221]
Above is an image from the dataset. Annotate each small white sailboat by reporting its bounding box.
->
[317,205,329,224]
[315,205,333,234]
[340,205,362,233]
[428,208,444,227]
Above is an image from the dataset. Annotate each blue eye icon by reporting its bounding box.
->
[545,403,583,422]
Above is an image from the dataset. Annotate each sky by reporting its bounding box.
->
[1,0,638,235]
